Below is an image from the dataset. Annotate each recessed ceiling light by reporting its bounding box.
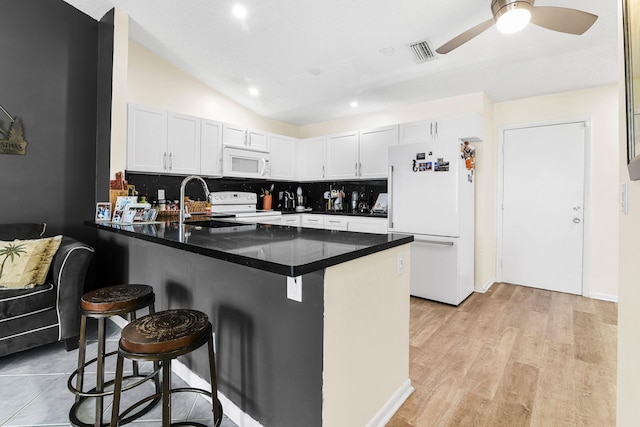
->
[309,68,322,75]
[350,101,358,108]
[249,87,259,96]
[379,47,395,56]
[232,4,248,20]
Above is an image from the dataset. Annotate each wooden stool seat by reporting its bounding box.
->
[121,309,210,354]
[81,284,154,314]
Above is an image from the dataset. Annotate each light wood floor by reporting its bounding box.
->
[388,282,617,427]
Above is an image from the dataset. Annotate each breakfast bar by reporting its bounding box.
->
[89,220,413,427]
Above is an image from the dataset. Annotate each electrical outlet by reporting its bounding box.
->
[397,252,404,276]
[287,276,302,302]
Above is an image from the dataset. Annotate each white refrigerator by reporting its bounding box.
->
[388,141,474,305]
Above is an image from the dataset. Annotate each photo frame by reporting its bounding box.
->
[120,203,152,224]
[95,202,112,222]
[112,196,138,223]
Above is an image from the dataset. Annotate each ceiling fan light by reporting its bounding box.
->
[496,8,531,33]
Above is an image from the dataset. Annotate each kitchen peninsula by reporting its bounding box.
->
[89,220,413,427]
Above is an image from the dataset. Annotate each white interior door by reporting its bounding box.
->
[501,122,586,294]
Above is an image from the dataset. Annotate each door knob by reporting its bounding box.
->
[573,217,581,224]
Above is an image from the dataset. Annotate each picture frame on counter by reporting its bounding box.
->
[120,203,152,224]
[112,196,138,223]
[95,202,112,222]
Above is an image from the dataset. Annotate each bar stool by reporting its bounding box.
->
[68,284,160,427]
[110,309,223,427]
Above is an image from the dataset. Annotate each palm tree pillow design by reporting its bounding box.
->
[0,236,62,289]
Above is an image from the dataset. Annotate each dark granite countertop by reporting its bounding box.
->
[88,220,411,276]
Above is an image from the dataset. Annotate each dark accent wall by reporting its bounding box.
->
[96,10,115,203]
[0,0,104,244]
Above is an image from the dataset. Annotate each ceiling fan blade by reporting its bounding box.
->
[436,18,494,54]
[530,6,598,35]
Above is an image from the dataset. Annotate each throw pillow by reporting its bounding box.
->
[0,236,62,289]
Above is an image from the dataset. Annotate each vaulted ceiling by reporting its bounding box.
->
[62,0,618,126]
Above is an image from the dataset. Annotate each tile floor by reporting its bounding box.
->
[0,319,237,427]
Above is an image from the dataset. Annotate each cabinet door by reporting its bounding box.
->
[347,217,388,234]
[201,119,223,177]
[433,112,484,142]
[269,134,296,180]
[398,120,433,144]
[302,214,324,229]
[281,215,302,226]
[247,129,269,152]
[324,216,349,231]
[298,137,326,181]
[127,104,167,173]
[325,131,359,180]
[359,125,398,179]
[167,112,201,175]
[222,124,247,148]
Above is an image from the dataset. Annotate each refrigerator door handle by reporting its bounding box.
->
[419,239,454,246]
[388,165,394,229]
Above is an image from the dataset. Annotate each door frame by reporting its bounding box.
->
[496,117,592,296]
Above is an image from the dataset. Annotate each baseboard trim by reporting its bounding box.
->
[171,359,263,427]
[474,277,496,294]
[107,317,263,427]
[366,379,414,427]
[589,292,618,303]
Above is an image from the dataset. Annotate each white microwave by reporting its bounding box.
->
[223,147,270,178]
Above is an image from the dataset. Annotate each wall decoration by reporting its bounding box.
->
[0,105,28,155]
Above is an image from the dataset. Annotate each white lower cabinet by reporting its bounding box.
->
[347,217,388,234]
[323,216,349,231]
[280,215,302,226]
[301,214,324,229]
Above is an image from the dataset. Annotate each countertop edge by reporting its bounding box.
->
[87,221,412,277]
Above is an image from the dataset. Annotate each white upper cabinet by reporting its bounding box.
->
[167,112,201,175]
[247,129,269,152]
[399,112,483,144]
[128,105,202,175]
[359,125,398,179]
[222,124,269,152]
[269,134,296,181]
[200,119,223,177]
[298,136,326,181]
[127,104,168,173]
[325,131,359,180]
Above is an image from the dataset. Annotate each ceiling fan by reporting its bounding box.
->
[436,0,598,54]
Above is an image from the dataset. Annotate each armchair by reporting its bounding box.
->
[0,223,94,357]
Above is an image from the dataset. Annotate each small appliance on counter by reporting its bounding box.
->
[295,187,305,212]
[351,191,359,212]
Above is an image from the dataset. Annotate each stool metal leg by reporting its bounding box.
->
[162,359,172,427]
[74,314,88,404]
[109,354,125,427]
[127,311,140,377]
[207,335,222,427]
[95,317,106,426]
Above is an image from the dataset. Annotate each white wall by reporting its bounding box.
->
[493,86,620,300]
[617,0,640,421]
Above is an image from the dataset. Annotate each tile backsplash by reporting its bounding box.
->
[125,172,387,213]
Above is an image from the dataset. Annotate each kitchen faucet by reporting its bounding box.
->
[179,175,211,226]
